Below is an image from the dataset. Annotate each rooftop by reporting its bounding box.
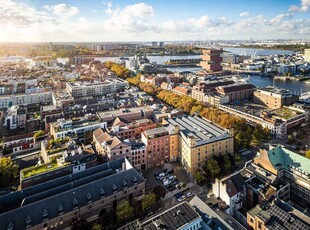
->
[248,200,310,230]
[271,107,302,119]
[119,202,201,230]
[0,158,144,230]
[167,115,230,146]
[144,127,169,138]
[268,146,310,175]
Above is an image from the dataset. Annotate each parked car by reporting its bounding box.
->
[186,191,194,198]
[177,195,186,202]
[174,193,183,199]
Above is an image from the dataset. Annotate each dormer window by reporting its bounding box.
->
[58,203,64,213]
[72,198,79,208]
[42,208,48,220]
[112,183,117,190]
[25,215,32,228]
[7,221,14,230]
[100,188,105,197]
[122,179,127,187]
[87,192,92,202]
[133,176,138,183]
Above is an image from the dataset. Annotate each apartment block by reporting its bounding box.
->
[66,78,128,98]
[254,87,299,109]
[165,115,234,175]
[141,127,170,168]
[0,91,52,108]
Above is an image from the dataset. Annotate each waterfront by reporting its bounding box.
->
[95,47,310,93]
[248,75,310,94]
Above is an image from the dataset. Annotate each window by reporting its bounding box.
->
[42,208,48,220]
[25,215,32,228]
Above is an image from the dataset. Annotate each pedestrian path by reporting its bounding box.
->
[162,189,181,200]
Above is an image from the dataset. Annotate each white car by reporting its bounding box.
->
[177,195,186,202]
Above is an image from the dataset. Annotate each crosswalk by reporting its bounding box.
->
[187,182,195,188]
[162,182,196,201]
[162,189,181,200]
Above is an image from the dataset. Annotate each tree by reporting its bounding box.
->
[142,192,156,210]
[305,150,310,159]
[234,153,242,165]
[224,155,232,172]
[33,130,45,138]
[194,171,204,185]
[91,223,102,230]
[0,157,19,187]
[153,186,166,200]
[207,159,220,177]
[116,200,133,221]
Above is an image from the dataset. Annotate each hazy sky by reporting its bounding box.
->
[0,0,309,42]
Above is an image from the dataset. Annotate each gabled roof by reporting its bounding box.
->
[222,173,245,197]
[93,128,112,144]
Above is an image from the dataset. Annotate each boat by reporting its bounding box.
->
[300,92,310,103]
[305,80,310,84]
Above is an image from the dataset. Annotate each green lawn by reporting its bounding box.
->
[21,160,61,178]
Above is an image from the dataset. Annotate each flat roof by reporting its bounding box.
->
[144,127,168,137]
[167,115,229,145]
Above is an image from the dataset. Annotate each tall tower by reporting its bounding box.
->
[200,48,223,72]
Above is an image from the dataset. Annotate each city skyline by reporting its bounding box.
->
[0,0,310,42]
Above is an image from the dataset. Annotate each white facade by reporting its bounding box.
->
[66,79,128,98]
[0,92,53,108]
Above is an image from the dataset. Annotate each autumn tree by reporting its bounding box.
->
[305,150,310,159]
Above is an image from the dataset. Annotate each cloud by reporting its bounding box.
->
[270,13,294,24]
[44,3,79,17]
[289,0,310,12]
[0,0,309,42]
[0,0,53,27]
[103,3,154,33]
[239,11,249,17]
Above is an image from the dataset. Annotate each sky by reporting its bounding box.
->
[0,0,309,42]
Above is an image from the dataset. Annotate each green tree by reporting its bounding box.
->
[33,130,45,138]
[234,153,242,165]
[207,159,220,177]
[142,192,156,210]
[91,223,102,230]
[0,157,19,187]
[194,171,204,185]
[116,200,134,221]
[224,155,232,172]
[305,150,310,159]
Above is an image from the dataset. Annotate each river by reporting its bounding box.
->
[95,48,310,93]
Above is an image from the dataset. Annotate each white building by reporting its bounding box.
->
[0,92,53,108]
[66,78,128,98]
[212,172,246,216]
[50,117,107,141]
